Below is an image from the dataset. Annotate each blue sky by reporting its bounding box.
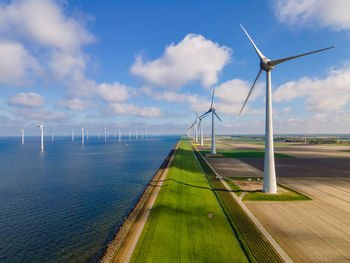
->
[1,0,350,136]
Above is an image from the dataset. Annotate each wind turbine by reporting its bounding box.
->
[239,24,334,193]
[193,116,198,143]
[21,128,24,144]
[104,127,107,142]
[51,131,54,142]
[72,129,74,141]
[81,127,84,146]
[201,89,221,154]
[195,112,204,146]
[37,124,44,152]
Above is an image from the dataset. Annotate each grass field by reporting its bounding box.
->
[194,150,284,263]
[130,139,248,262]
[223,178,243,197]
[201,150,293,158]
[243,184,311,201]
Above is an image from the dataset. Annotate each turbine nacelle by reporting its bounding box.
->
[260,58,274,71]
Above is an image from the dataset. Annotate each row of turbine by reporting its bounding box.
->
[188,24,334,194]
[188,88,221,155]
[20,124,159,152]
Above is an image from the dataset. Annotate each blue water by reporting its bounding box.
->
[0,136,179,263]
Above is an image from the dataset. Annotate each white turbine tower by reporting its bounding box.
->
[21,128,24,144]
[201,89,222,154]
[72,129,74,141]
[86,130,89,140]
[104,127,107,142]
[51,131,54,142]
[195,112,204,146]
[81,127,84,146]
[37,124,44,152]
[239,24,334,193]
[193,116,198,143]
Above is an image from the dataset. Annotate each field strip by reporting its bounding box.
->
[194,146,294,263]
[122,141,179,263]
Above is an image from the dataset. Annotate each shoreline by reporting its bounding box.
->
[99,139,180,263]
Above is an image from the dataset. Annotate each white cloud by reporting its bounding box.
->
[0,0,94,50]
[130,34,231,89]
[108,103,164,118]
[9,92,44,107]
[274,66,350,112]
[12,109,67,120]
[97,82,131,102]
[273,0,350,30]
[283,106,292,114]
[0,41,39,85]
[58,98,88,110]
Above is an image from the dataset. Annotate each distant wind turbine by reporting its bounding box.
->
[81,127,84,146]
[36,124,44,152]
[104,127,107,142]
[195,112,204,146]
[72,129,74,141]
[21,128,24,144]
[201,89,221,154]
[239,24,334,193]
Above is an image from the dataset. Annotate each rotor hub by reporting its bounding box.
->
[260,58,274,71]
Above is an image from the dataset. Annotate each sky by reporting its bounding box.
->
[1,0,350,136]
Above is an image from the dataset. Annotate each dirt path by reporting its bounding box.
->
[121,142,179,263]
[100,140,179,263]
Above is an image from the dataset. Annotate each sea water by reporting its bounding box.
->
[0,136,179,263]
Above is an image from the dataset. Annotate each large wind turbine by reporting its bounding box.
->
[195,112,204,146]
[201,89,222,154]
[239,24,334,193]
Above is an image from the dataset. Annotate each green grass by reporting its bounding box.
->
[243,184,311,201]
[193,150,283,263]
[201,150,293,158]
[224,178,243,197]
[131,139,248,263]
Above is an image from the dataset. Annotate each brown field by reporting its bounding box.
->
[246,178,350,262]
[204,139,350,262]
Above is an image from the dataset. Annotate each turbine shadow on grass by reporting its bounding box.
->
[149,178,245,195]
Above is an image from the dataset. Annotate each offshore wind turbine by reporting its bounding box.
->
[201,89,222,154]
[37,124,44,152]
[81,127,84,146]
[72,129,74,141]
[104,127,107,142]
[239,24,334,193]
[21,128,24,144]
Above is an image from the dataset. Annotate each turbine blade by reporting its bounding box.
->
[239,69,263,116]
[270,46,335,67]
[240,24,265,60]
[214,111,222,122]
[210,88,215,108]
[195,111,200,118]
[200,109,212,118]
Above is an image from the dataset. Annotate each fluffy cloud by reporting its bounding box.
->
[58,98,88,110]
[0,0,95,94]
[274,66,350,112]
[97,82,131,102]
[108,103,164,118]
[273,0,350,30]
[131,34,231,89]
[12,109,67,120]
[0,41,40,85]
[0,0,94,50]
[9,92,44,107]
